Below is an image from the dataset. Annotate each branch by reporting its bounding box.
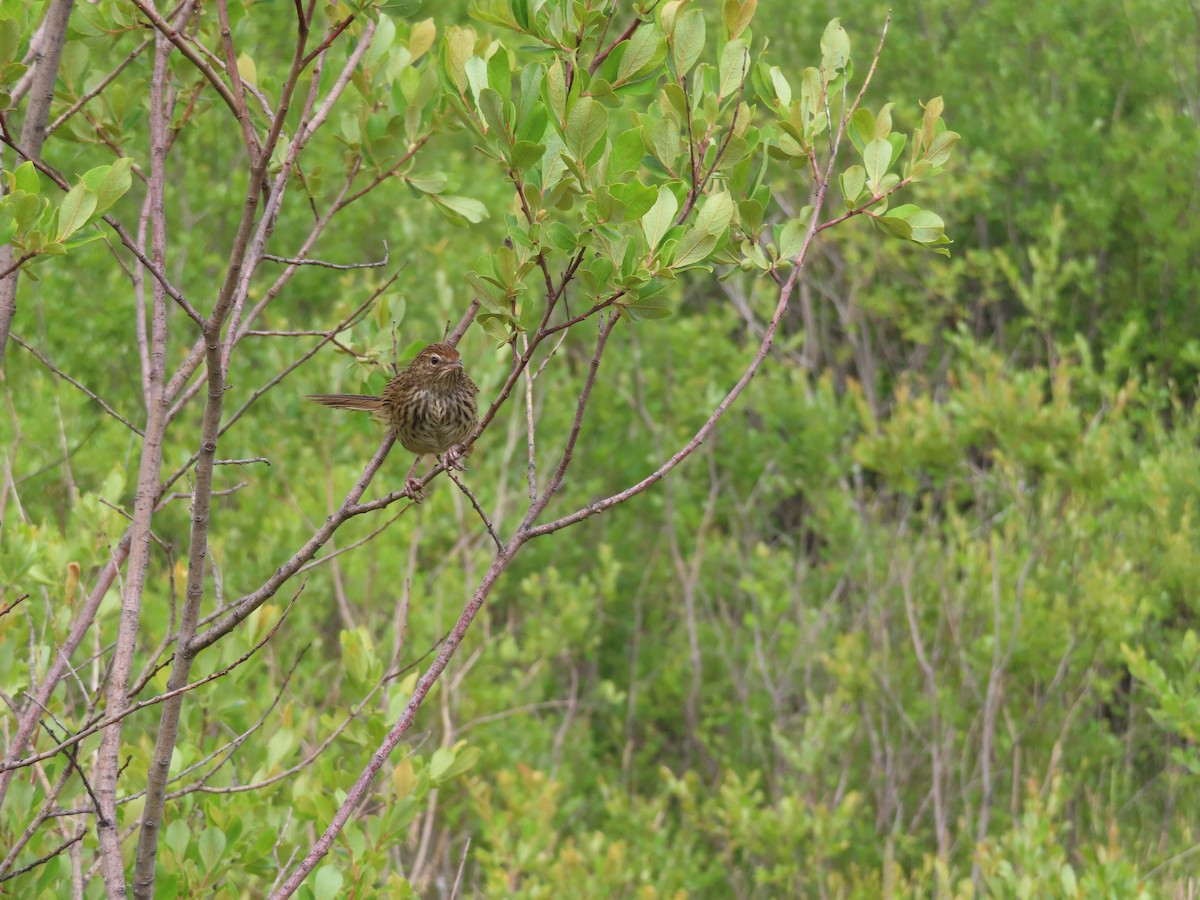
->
[588,15,641,75]
[10,335,144,435]
[445,468,503,551]
[263,241,388,269]
[48,39,153,133]
[0,590,299,776]
[0,829,86,884]
[0,0,74,368]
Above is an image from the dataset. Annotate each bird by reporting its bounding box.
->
[307,342,478,497]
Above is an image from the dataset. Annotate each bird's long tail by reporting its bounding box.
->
[305,394,384,411]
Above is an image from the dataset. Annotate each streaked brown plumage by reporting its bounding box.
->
[307,342,478,464]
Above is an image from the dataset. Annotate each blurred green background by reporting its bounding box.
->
[3,0,1200,895]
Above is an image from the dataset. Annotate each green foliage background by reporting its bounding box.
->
[2,0,1199,896]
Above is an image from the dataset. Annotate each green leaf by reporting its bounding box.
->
[11,161,38,195]
[718,39,748,99]
[165,818,190,861]
[926,130,960,167]
[487,43,510,97]
[546,59,567,124]
[921,95,944,155]
[81,159,133,217]
[609,127,644,175]
[616,23,661,85]
[875,215,912,240]
[565,96,608,163]
[820,18,850,74]
[612,181,658,221]
[445,26,475,92]
[432,746,480,783]
[478,87,506,133]
[863,138,890,191]
[510,140,544,170]
[778,218,805,259]
[464,55,488,103]
[406,172,447,194]
[313,866,345,900]
[408,18,436,60]
[56,183,97,241]
[198,826,226,873]
[768,66,791,106]
[722,0,756,40]
[641,185,678,251]
[695,190,733,235]
[365,15,395,68]
[905,209,946,244]
[546,222,577,250]
[840,165,865,205]
[671,9,705,78]
[432,195,489,223]
[672,227,718,268]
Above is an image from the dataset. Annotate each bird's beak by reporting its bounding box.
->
[451,359,463,369]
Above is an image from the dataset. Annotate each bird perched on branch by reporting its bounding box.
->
[307,342,478,497]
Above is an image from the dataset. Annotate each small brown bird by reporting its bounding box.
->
[307,342,478,496]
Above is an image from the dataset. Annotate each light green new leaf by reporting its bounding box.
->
[313,866,345,900]
[863,138,890,191]
[365,15,396,68]
[11,161,39,195]
[81,159,132,217]
[642,186,678,251]
[718,39,748,99]
[56,183,97,241]
[672,9,705,78]
[198,827,226,873]
[464,55,488,103]
[820,18,850,74]
[165,819,190,862]
[433,746,480,782]
[769,66,791,106]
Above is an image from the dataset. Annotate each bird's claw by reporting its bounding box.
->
[405,476,425,502]
[444,444,468,472]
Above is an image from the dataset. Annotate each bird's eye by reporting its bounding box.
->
[430,355,441,366]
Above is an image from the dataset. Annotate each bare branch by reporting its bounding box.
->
[263,242,388,269]
[445,468,503,551]
[10,335,144,435]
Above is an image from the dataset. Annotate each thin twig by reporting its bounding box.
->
[445,468,502,551]
[263,241,388,269]
[0,829,85,884]
[0,594,29,619]
[0,592,300,775]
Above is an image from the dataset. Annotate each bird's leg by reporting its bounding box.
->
[443,443,468,472]
[404,456,425,502]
